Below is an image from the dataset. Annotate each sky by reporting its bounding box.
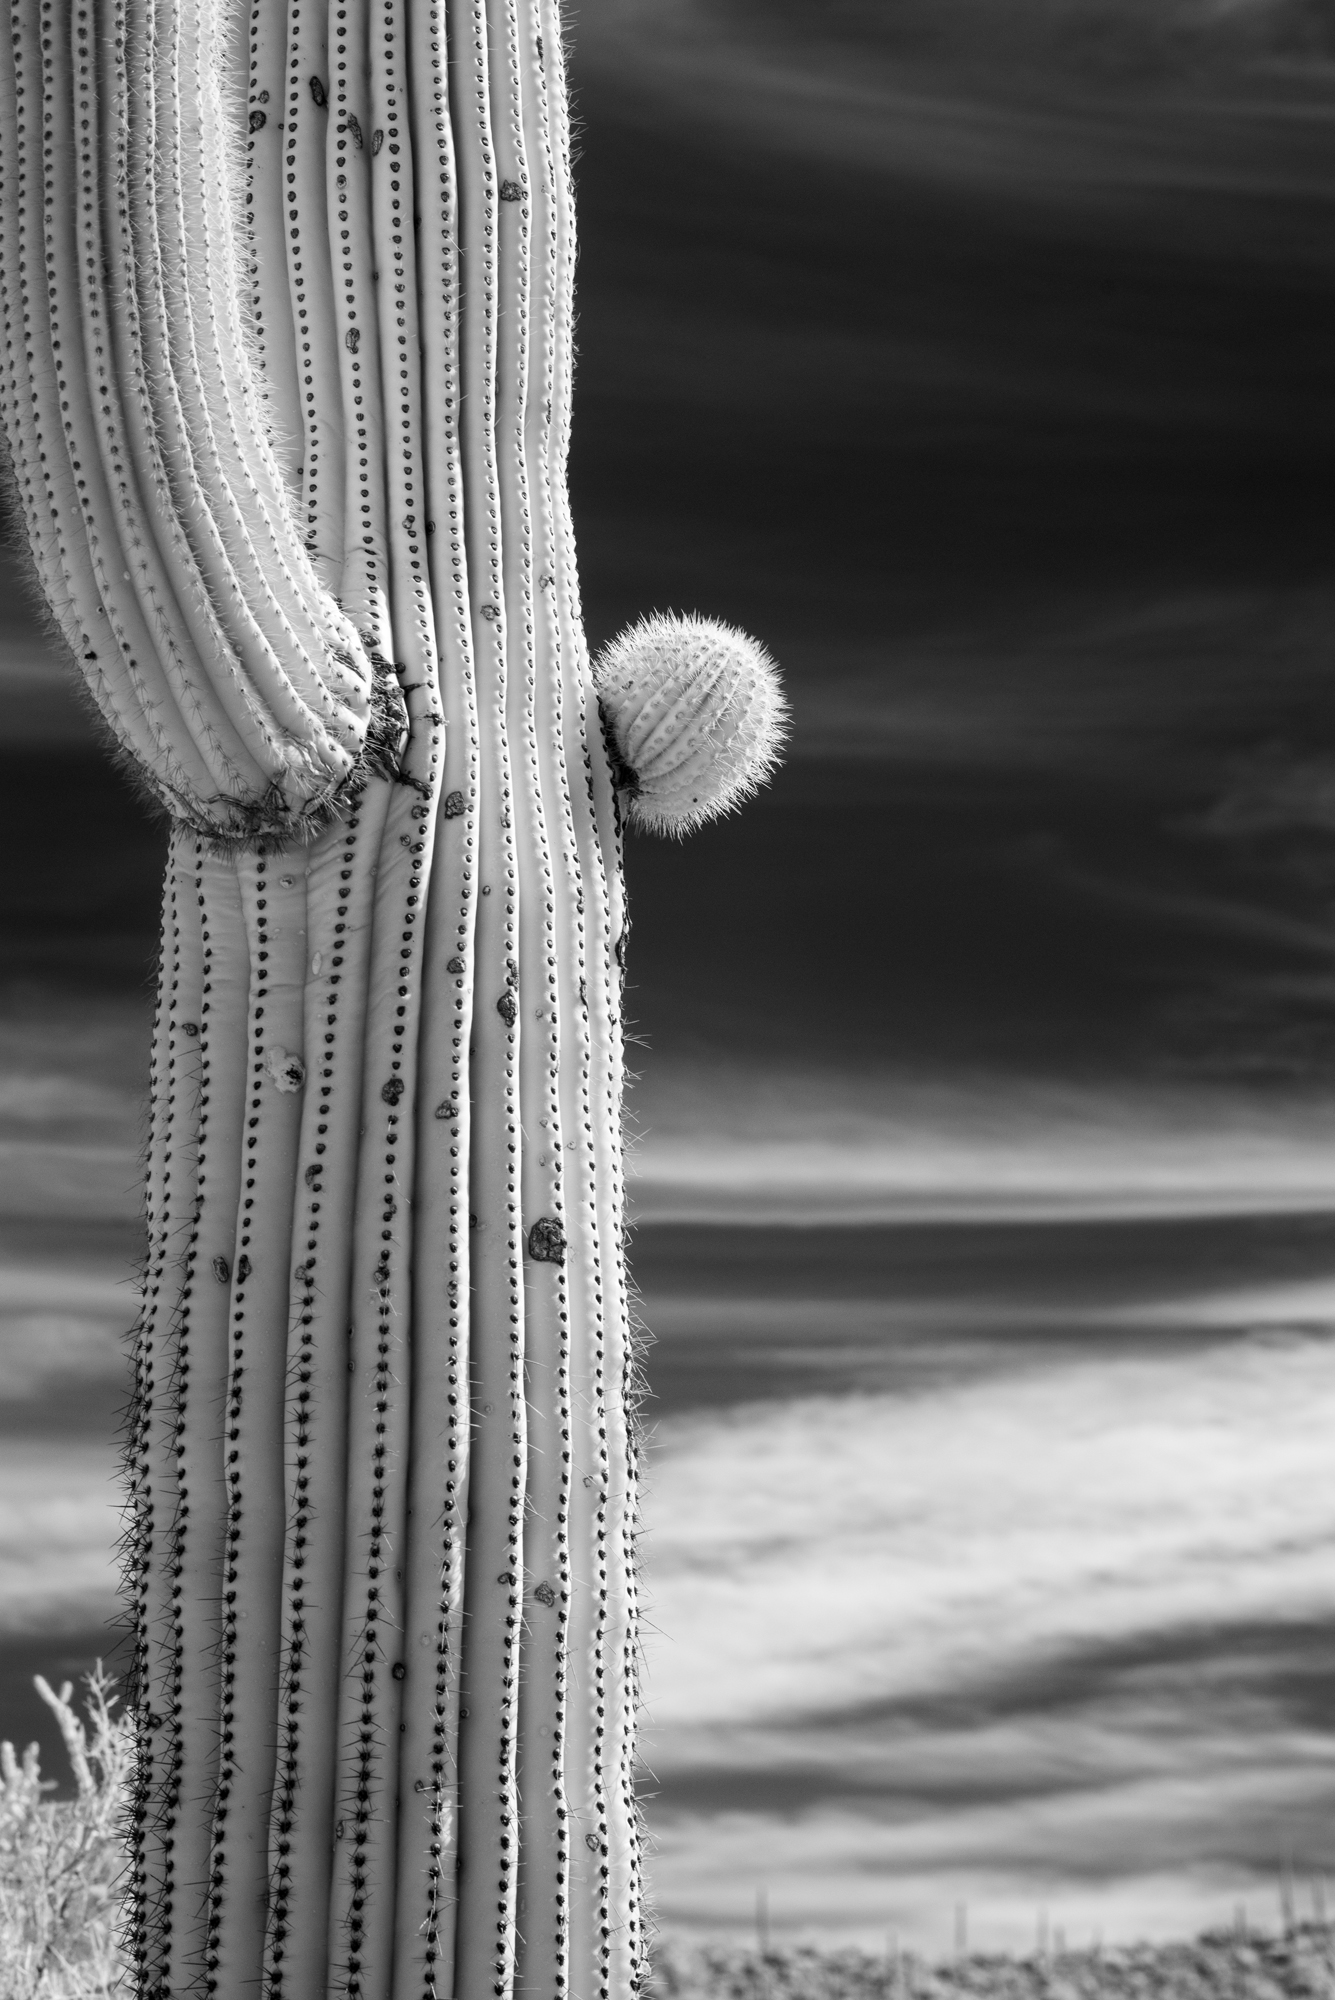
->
[1,0,1334,1961]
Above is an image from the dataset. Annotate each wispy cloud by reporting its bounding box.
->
[639,1332,1335,1943]
[572,0,1335,236]
[776,589,1335,771]
[642,1336,1335,1724]
[0,1441,120,1637]
[629,1063,1335,1222]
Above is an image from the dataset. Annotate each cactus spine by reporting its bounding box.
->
[1,0,782,1990]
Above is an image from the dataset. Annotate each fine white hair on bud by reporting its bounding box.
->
[592,612,789,835]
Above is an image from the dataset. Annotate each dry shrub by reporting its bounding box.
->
[0,1671,129,2000]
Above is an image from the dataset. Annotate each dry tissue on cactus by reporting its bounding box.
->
[594,613,788,833]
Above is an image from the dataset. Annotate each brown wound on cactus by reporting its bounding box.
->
[527,1218,567,1265]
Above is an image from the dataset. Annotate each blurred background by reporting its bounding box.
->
[2,0,1334,1959]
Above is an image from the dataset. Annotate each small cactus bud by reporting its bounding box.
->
[592,612,787,834]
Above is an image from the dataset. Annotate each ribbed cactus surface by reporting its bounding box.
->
[0,0,780,1994]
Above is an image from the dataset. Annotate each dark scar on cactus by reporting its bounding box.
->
[496,992,517,1027]
[534,1580,556,1606]
[249,110,265,131]
[442,790,466,817]
[308,76,327,106]
[372,129,384,155]
[213,1258,230,1283]
[499,180,523,202]
[597,699,640,797]
[346,114,363,149]
[527,1217,566,1265]
[381,1077,406,1106]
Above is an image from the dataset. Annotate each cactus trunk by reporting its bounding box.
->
[0,0,646,1992]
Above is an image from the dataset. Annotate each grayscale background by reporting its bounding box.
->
[1,0,1333,1956]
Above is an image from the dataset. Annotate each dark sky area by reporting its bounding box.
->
[565,0,1335,1100]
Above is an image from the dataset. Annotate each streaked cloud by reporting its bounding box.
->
[628,1063,1335,1222]
[642,1336,1335,1724]
[0,1441,120,1637]
[639,1332,1335,1944]
[572,0,1335,236]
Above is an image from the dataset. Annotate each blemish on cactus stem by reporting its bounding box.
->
[371,129,384,154]
[480,605,499,622]
[236,1257,252,1284]
[309,76,327,106]
[534,1580,556,1606]
[442,791,466,818]
[527,1218,566,1265]
[213,1258,230,1284]
[499,180,523,201]
[182,1022,199,1037]
[381,1077,405,1106]
[304,1164,321,1187]
[391,1661,406,1680]
[346,114,363,149]
[584,1834,599,1853]
[267,1050,306,1093]
[446,955,466,974]
[496,992,517,1027]
[249,110,265,131]
[345,328,361,354]
[434,1100,457,1120]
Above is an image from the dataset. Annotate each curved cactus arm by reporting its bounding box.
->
[244,4,303,495]
[0,16,217,802]
[1,0,394,841]
[279,0,347,591]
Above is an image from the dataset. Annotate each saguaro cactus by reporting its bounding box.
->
[0,0,782,1995]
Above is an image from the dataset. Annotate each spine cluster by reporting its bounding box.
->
[0,0,652,1995]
